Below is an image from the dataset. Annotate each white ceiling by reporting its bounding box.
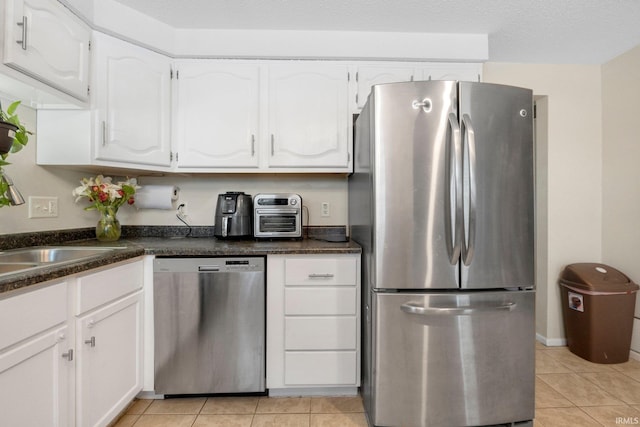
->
[110,0,640,64]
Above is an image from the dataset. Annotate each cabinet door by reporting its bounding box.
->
[76,292,143,427]
[175,62,261,169]
[267,64,351,170]
[3,0,90,100]
[417,63,482,82]
[355,66,414,109]
[93,33,172,167]
[0,326,72,427]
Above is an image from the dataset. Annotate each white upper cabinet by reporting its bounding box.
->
[352,62,482,111]
[267,63,351,171]
[354,65,414,109]
[3,0,90,100]
[93,32,172,168]
[34,27,480,173]
[416,62,482,82]
[174,61,260,169]
[173,60,352,173]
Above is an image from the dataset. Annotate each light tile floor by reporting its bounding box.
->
[535,342,640,426]
[112,395,367,427]
[112,343,640,427]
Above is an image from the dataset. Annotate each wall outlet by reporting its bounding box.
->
[178,202,188,217]
[321,202,330,217]
[29,196,59,218]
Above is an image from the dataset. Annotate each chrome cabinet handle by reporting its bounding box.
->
[308,273,335,279]
[251,134,255,156]
[461,114,476,266]
[270,135,275,156]
[102,121,107,146]
[16,16,27,50]
[447,112,463,265]
[84,336,96,347]
[62,349,74,361]
[401,301,516,316]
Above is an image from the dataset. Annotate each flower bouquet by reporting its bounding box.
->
[72,175,139,241]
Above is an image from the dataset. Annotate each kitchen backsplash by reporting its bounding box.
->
[127,174,348,228]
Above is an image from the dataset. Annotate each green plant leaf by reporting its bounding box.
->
[6,101,20,116]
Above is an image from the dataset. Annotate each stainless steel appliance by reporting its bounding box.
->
[348,81,535,427]
[214,192,253,238]
[153,257,265,395]
[253,193,302,239]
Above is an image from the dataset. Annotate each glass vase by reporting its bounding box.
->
[96,210,121,242]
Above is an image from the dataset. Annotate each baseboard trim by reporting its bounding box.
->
[536,333,567,347]
[268,387,358,397]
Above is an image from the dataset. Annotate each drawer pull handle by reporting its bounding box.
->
[308,273,335,279]
[85,336,96,347]
[62,349,73,361]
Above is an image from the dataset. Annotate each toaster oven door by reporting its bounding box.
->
[255,209,301,238]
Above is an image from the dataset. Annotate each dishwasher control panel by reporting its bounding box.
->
[153,256,265,273]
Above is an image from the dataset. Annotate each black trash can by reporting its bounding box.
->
[559,263,639,363]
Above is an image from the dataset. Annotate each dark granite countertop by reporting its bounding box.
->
[135,236,361,256]
[0,227,361,295]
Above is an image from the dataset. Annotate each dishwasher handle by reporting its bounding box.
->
[198,266,221,272]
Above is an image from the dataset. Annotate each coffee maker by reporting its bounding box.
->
[214,192,253,238]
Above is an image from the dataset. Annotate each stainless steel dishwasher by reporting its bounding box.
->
[153,257,265,395]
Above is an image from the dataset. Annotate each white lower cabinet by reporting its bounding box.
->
[267,253,361,392]
[76,292,143,427]
[74,260,144,427]
[0,258,144,427]
[0,325,73,427]
[0,281,72,427]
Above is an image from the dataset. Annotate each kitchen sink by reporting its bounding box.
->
[0,263,39,274]
[0,246,126,277]
[0,246,121,264]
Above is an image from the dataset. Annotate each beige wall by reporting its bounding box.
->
[0,103,91,234]
[602,46,640,290]
[483,63,603,343]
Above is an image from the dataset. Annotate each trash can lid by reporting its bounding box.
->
[559,263,640,293]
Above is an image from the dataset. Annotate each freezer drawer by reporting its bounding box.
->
[371,290,534,427]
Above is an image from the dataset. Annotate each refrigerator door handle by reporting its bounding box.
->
[461,113,477,266]
[447,112,463,265]
[400,301,516,316]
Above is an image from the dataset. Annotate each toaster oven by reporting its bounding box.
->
[253,193,302,239]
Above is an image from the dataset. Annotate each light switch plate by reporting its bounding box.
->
[29,196,59,218]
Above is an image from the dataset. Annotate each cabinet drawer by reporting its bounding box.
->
[0,282,67,351]
[284,256,357,286]
[285,288,356,315]
[284,351,356,385]
[285,317,356,350]
[76,260,143,314]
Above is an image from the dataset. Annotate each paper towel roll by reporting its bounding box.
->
[135,185,179,210]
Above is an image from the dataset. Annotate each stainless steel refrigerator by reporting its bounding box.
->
[348,81,535,427]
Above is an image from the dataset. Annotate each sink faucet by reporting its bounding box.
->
[1,171,25,206]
